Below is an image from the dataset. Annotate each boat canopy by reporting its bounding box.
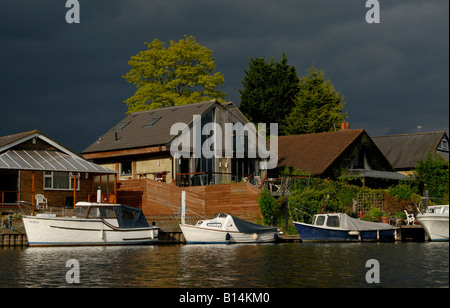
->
[230,215,278,234]
[114,205,150,228]
[317,213,396,231]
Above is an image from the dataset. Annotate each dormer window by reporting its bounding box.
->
[438,138,449,152]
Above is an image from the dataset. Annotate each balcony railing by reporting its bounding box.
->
[174,172,260,187]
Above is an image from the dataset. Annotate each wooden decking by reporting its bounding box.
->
[117,179,262,223]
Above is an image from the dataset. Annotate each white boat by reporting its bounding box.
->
[416,205,449,242]
[180,213,280,244]
[23,202,159,246]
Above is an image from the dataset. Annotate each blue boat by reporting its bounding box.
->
[293,213,398,242]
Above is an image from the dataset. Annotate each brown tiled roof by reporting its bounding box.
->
[277,129,365,175]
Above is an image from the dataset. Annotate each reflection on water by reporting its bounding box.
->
[0,242,448,288]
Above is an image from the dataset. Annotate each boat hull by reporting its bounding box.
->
[293,222,396,243]
[23,216,159,246]
[416,215,449,242]
[180,224,278,244]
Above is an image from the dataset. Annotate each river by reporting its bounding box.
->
[0,242,448,289]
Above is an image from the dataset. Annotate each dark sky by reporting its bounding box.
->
[1,0,448,154]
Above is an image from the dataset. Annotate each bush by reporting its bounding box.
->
[257,189,280,225]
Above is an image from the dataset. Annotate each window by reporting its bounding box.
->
[314,215,325,226]
[143,117,161,127]
[44,172,80,190]
[120,162,132,176]
[114,121,131,131]
[326,216,340,228]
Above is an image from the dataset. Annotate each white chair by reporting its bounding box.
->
[404,210,414,225]
[35,194,48,210]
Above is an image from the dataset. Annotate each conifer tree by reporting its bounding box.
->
[239,53,299,128]
[283,66,347,135]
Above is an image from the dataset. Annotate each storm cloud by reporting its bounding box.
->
[0,0,448,153]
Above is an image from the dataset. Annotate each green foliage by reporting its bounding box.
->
[239,53,299,127]
[257,189,280,225]
[283,66,347,135]
[415,151,449,199]
[362,206,384,221]
[123,35,225,113]
[288,180,353,224]
[387,181,418,200]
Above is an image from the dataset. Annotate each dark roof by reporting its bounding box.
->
[277,129,366,175]
[0,130,39,150]
[372,131,449,170]
[82,100,223,154]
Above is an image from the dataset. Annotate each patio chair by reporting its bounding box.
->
[404,210,414,225]
[35,194,48,210]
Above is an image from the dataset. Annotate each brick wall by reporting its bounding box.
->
[20,170,94,208]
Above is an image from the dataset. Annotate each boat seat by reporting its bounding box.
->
[404,210,414,225]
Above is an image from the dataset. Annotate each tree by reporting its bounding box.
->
[415,151,449,199]
[239,53,299,127]
[283,66,347,135]
[123,35,226,113]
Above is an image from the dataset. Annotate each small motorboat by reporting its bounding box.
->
[178,190,279,244]
[23,202,159,246]
[293,213,398,242]
[416,205,449,242]
[180,213,280,244]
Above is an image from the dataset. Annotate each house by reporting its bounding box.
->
[276,128,408,185]
[372,131,449,176]
[0,130,117,212]
[82,99,265,187]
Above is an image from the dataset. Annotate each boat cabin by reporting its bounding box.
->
[73,202,150,229]
[312,214,341,228]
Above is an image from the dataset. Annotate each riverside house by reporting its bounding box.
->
[276,127,409,186]
[82,100,266,187]
[372,131,449,177]
[0,130,116,213]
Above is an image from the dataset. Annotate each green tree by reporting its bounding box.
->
[283,66,347,135]
[239,53,299,127]
[415,151,449,199]
[123,35,226,113]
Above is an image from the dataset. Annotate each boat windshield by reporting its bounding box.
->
[314,215,325,226]
[326,215,340,228]
[89,207,116,219]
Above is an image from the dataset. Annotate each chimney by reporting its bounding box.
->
[341,122,350,130]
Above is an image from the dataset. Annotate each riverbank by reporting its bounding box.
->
[0,225,429,247]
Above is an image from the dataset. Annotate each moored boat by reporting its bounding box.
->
[23,202,159,246]
[416,205,449,242]
[293,213,398,242]
[180,213,280,244]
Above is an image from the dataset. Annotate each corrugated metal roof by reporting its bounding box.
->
[0,150,116,173]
